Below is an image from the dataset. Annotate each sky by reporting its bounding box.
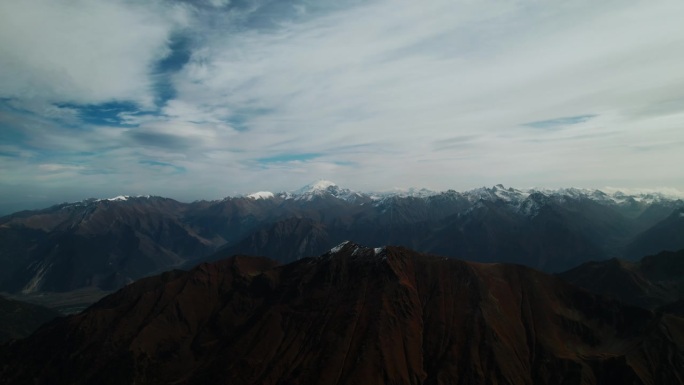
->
[1,0,684,213]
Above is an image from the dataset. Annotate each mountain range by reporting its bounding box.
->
[2,243,683,384]
[1,182,682,296]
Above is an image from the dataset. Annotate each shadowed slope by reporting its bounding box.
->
[625,208,684,259]
[559,249,684,309]
[1,243,683,384]
[0,296,61,343]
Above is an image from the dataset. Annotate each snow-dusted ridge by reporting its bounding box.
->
[54,182,684,210]
[280,180,366,202]
[329,241,351,254]
[260,181,681,206]
[53,195,155,210]
[93,195,154,202]
[324,241,387,260]
[105,195,129,202]
[246,191,274,200]
[235,182,684,216]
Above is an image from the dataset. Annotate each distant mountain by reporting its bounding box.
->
[199,184,683,272]
[559,249,684,310]
[2,243,683,384]
[0,295,60,343]
[1,182,682,294]
[199,217,332,264]
[625,207,684,259]
[0,196,217,293]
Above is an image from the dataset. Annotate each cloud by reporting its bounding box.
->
[0,0,189,107]
[206,0,230,8]
[1,0,684,212]
[38,163,85,172]
[127,131,198,150]
[163,0,684,187]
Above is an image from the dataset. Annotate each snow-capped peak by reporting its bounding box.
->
[323,241,388,260]
[94,195,153,203]
[106,195,129,201]
[329,241,351,254]
[296,180,338,194]
[247,191,274,200]
[287,180,367,203]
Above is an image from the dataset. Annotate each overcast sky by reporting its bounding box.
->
[1,0,683,213]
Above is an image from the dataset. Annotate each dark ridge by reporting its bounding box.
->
[559,249,684,310]
[2,243,683,384]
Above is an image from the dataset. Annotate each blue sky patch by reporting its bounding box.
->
[332,160,355,166]
[156,34,192,73]
[57,101,140,127]
[523,114,597,129]
[153,33,193,106]
[257,153,322,163]
[226,108,274,131]
[139,159,186,174]
[128,131,194,150]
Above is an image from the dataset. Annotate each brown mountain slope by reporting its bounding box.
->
[1,243,683,385]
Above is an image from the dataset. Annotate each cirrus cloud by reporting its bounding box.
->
[1,0,683,213]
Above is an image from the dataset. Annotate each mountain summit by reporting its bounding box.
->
[290,180,363,201]
[296,179,338,193]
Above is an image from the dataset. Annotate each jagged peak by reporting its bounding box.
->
[284,180,367,203]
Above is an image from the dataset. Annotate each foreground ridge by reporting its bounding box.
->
[2,244,683,384]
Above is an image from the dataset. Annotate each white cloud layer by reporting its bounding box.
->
[1,0,684,211]
[0,0,188,106]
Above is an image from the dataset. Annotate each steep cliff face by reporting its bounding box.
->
[2,243,683,385]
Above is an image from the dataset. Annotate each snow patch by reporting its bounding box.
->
[376,187,438,199]
[374,247,384,255]
[106,195,129,201]
[247,191,274,200]
[329,241,350,254]
[309,180,337,191]
[289,180,365,202]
